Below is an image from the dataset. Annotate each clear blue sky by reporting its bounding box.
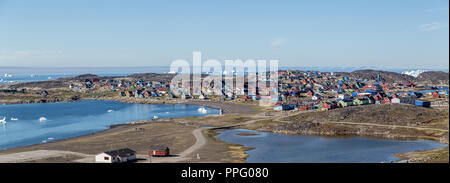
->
[0,0,448,69]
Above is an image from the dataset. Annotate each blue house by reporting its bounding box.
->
[415,100,431,107]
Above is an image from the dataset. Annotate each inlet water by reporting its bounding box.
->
[217,129,447,163]
[0,100,219,150]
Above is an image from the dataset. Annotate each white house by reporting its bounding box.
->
[391,98,401,104]
[337,94,351,100]
[95,148,137,163]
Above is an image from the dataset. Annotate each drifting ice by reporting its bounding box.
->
[197,107,208,114]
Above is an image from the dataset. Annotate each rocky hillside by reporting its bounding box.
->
[3,80,68,90]
[3,74,118,89]
[285,104,449,128]
[350,70,416,83]
[334,69,448,85]
[1,73,177,89]
[125,73,176,82]
[417,71,449,85]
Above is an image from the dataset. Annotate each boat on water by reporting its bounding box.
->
[10,117,18,121]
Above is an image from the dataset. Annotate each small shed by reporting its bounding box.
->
[274,106,283,111]
[95,148,137,163]
[148,146,170,157]
[41,90,49,97]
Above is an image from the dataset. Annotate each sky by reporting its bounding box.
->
[0,0,449,69]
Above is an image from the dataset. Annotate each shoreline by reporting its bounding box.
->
[1,96,260,115]
[211,125,448,163]
[212,128,449,163]
[0,100,229,152]
[0,98,261,163]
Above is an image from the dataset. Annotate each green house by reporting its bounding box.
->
[353,98,372,105]
[338,100,354,107]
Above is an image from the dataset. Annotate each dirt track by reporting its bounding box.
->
[144,128,206,163]
[148,111,305,163]
[0,150,91,163]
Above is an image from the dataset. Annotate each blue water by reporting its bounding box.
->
[217,129,447,163]
[0,100,219,150]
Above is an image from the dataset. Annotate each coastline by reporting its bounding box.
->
[0,98,262,163]
[211,127,448,163]
[0,99,233,151]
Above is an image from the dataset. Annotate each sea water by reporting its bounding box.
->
[0,100,219,150]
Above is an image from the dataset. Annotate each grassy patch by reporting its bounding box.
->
[395,147,449,163]
[202,129,254,163]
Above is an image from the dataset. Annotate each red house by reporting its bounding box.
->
[242,96,249,101]
[373,93,383,101]
[321,102,334,111]
[432,92,440,98]
[382,97,391,104]
[148,146,170,157]
[299,105,308,111]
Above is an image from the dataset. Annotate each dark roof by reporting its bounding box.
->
[149,145,169,151]
[104,148,136,157]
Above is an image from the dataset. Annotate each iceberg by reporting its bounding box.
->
[402,70,426,78]
[197,107,208,114]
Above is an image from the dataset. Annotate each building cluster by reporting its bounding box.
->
[272,70,448,111]
[166,70,449,111]
[69,78,174,98]
[67,71,448,112]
